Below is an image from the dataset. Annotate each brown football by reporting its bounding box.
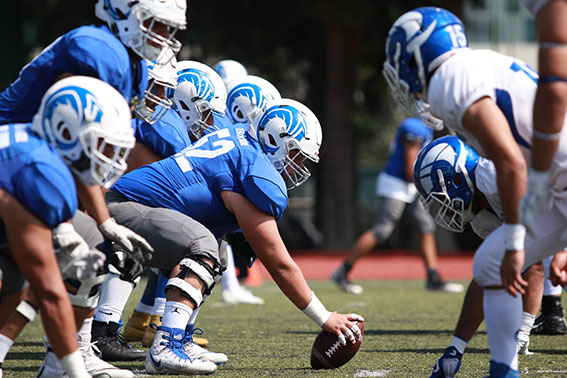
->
[310,320,364,369]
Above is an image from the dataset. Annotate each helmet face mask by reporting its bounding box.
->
[95,0,187,63]
[172,61,227,139]
[414,135,479,233]
[254,99,322,190]
[32,76,135,188]
[134,51,178,124]
[383,7,467,117]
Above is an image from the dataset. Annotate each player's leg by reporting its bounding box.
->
[517,261,544,355]
[104,192,217,374]
[142,270,168,347]
[221,243,264,305]
[122,269,157,342]
[531,254,566,335]
[410,199,464,293]
[473,207,567,377]
[330,196,404,294]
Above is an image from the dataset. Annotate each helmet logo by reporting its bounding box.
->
[406,19,437,54]
[417,142,454,194]
[177,69,216,102]
[43,86,104,151]
[103,0,130,21]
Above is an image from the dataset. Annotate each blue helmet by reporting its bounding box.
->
[414,135,479,232]
[383,7,467,116]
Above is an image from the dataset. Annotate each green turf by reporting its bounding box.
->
[5,279,567,377]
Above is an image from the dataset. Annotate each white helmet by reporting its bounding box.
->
[172,60,227,139]
[95,0,187,63]
[213,59,248,87]
[32,76,135,188]
[225,75,281,126]
[253,98,322,189]
[134,50,178,124]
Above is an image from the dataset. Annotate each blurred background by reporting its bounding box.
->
[0,0,538,251]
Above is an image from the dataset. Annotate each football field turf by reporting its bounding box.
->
[5,279,567,377]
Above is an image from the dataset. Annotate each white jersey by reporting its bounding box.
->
[428,49,567,215]
[470,158,503,239]
[520,0,550,16]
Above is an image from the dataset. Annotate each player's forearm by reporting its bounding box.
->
[262,255,312,309]
[495,161,527,224]
[75,180,111,225]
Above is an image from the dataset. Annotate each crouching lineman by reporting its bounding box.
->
[0,76,138,377]
[100,98,364,375]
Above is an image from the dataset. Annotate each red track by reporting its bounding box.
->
[251,250,474,282]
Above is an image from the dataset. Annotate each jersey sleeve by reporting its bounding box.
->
[134,113,191,158]
[241,175,288,220]
[428,52,495,129]
[11,163,78,228]
[64,34,130,98]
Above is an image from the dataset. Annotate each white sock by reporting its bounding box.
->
[135,302,153,315]
[220,245,240,292]
[161,302,193,330]
[484,289,521,370]
[450,336,467,355]
[77,318,93,345]
[152,297,166,316]
[94,273,135,324]
[520,311,536,334]
[188,307,201,325]
[59,350,89,378]
[0,334,14,363]
[543,276,562,296]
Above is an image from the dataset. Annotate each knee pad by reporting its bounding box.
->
[65,271,108,309]
[166,256,221,307]
[16,300,38,323]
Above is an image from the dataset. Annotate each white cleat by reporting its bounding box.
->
[517,331,534,355]
[221,287,264,305]
[330,269,364,294]
[145,327,217,375]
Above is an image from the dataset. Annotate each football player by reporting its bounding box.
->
[0,76,135,377]
[330,117,463,295]
[413,136,551,377]
[384,7,567,377]
[101,98,363,375]
[213,59,248,87]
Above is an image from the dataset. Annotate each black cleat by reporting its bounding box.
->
[91,320,146,361]
[531,313,567,335]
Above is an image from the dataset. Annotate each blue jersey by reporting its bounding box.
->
[133,108,191,158]
[0,124,77,229]
[112,126,288,238]
[213,113,234,129]
[0,25,147,124]
[383,118,433,181]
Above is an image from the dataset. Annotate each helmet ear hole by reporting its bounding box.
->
[454,174,462,186]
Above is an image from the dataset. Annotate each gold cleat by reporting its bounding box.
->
[122,310,151,342]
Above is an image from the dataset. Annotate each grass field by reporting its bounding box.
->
[4,279,567,377]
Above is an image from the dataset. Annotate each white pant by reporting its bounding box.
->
[473,204,567,287]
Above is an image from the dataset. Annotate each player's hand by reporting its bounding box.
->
[550,251,567,287]
[322,313,364,345]
[99,218,154,260]
[53,222,106,279]
[500,249,528,297]
[519,169,549,236]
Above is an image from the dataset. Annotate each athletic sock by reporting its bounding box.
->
[484,289,521,371]
[161,302,193,330]
[94,273,135,324]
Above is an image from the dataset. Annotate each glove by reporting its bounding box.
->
[53,223,106,280]
[226,230,257,267]
[98,218,154,260]
[109,249,146,282]
[519,168,549,236]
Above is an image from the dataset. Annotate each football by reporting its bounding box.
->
[310,321,364,369]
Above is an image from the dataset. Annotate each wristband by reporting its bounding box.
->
[302,292,332,327]
[533,129,562,141]
[503,223,526,251]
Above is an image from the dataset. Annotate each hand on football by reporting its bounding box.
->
[322,313,364,345]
